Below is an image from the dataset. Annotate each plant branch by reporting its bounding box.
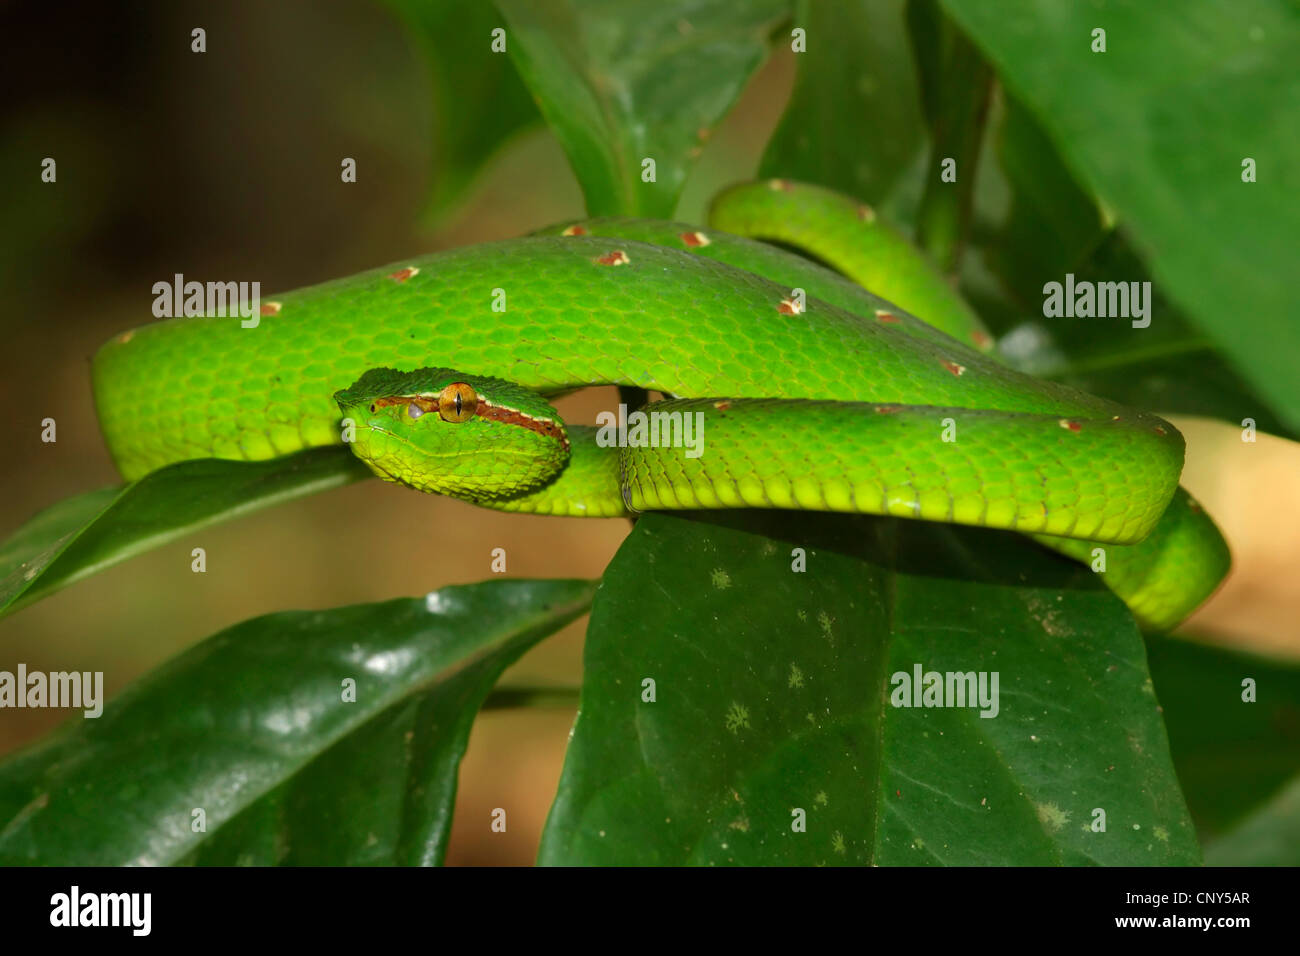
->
[912,13,993,276]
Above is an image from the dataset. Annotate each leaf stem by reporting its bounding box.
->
[1051,338,1215,377]
[482,685,581,710]
[912,15,993,275]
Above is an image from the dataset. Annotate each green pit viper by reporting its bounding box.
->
[91,179,1230,632]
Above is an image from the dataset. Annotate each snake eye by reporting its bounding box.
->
[407,402,424,420]
[437,382,479,423]
[369,403,377,413]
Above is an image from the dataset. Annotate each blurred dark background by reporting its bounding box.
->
[1,0,1296,865]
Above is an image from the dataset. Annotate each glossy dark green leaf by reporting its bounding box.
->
[941,0,1300,431]
[0,579,595,865]
[496,0,790,218]
[540,512,1198,866]
[0,448,370,622]
[383,0,540,219]
[1145,636,1300,839]
[760,0,924,204]
[185,656,553,866]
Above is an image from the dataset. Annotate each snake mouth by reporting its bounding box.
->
[346,420,413,468]
[348,420,479,495]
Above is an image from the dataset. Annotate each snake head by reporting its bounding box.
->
[334,367,570,502]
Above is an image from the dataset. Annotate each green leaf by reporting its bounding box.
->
[760,0,925,204]
[1145,636,1300,838]
[185,657,549,867]
[941,0,1300,431]
[968,92,1293,437]
[540,512,1198,866]
[496,0,790,217]
[0,579,595,865]
[1204,774,1300,866]
[0,448,370,622]
[382,0,540,219]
